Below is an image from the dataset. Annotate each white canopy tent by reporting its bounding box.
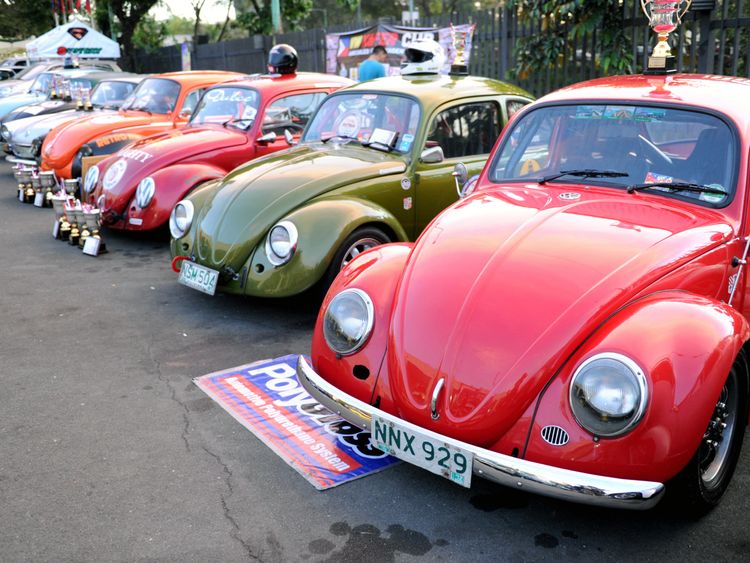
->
[26,19,120,60]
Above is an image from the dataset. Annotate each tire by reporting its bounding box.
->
[664,350,749,517]
[320,226,391,294]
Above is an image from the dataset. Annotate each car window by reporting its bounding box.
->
[507,99,529,119]
[490,104,737,206]
[425,101,501,159]
[181,88,205,115]
[303,92,421,153]
[90,81,137,108]
[122,78,180,114]
[261,92,327,136]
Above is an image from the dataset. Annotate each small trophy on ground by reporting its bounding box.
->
[60,199,76,241]
[51,194,68,240]
[23,168,37,204]
[40,171,57,208]
[67,203,82,246]
[82,207,107,256]
[63,178,79,199]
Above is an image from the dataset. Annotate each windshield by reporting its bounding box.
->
[15,64,46,81]
[122,78,180,114]
[490,104,737,205]
[189,86,260,128]
[90,80,137,108]
[303,93,421,152]
[30,72,55,94]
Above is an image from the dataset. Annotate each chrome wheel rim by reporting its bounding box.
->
[340,237,382,270]
[700,372,738,486]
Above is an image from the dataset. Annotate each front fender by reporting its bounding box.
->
[525,291,749,483]
[170,179,222,257]
[74,132,145,178]
[126,163,226,231]
[236,197,409,297]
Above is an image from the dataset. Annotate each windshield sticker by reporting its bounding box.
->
[398,133,414,152]
[635,107,667,122]
[645,172,673,184]
[362,94,378,100]
[574,106,604,120]
[336,111,360,137]
[242,105,257,121]
[700,184,727,203]
[602,106,635,120]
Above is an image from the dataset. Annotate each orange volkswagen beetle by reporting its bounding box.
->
[40,70,243,179]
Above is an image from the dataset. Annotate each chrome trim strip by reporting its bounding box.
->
[297,355,665,510]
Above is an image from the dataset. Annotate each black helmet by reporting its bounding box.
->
[268,44,298,75]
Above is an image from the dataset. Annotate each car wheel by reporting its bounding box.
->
[321,226,391,293]
[665,350,748,517]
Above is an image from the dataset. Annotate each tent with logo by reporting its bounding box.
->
[26,19,120,60]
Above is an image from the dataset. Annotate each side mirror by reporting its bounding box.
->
[419,146,444,164]
[452,163,470,198]
[284,129,298,146]
[178,108,192,119]
[257,131,277,144]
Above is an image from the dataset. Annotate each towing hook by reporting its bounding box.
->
[171,255,189,273]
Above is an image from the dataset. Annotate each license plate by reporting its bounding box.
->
[371,414,473,487]
[178,261,219,296]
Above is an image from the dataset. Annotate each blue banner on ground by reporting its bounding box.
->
[194,354,399,490]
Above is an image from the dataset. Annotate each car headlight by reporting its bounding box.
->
[569,353,648,437]
[169,200,194,240]
[323,288,374,356]
[0,125,9,141]
[264,221,298,266]
[83,165,99,194]
[30,137,42,156]
[135,176,156,208]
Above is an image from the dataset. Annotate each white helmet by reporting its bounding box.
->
[401,39,445,75]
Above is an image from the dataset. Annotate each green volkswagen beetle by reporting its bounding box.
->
[169,73,532,297]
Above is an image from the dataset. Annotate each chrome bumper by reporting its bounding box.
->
[296,355,665,510]
[5,155,37,166]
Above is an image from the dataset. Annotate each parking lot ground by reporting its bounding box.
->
[0,168,748,562]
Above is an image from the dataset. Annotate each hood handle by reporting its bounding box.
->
[431,378,445,421]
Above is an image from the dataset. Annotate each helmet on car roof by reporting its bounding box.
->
[267,44,298,75]
[401,39,445,75]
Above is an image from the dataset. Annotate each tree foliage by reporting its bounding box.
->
[94,0,159,68]
[0,0,55,41]
[508,0,633,79]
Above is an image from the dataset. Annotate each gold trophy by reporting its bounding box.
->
[61,200,75,241]
[68,206,82,246]
[30,173,42,205]
[78,207,92,249]
[13,165,25,200]
[83,208,107,255]
[449,24,472,75]
[63,178,79,199]
[20,168,35,203]
[40,171,57,207]
[641,0,692,74]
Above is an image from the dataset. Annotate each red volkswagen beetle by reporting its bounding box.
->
[86,71,352,232]
[297,74,750,514]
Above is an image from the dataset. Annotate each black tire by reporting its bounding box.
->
[664,349,749,517]
[320,226,391,294]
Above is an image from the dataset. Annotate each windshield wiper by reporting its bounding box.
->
[321,134,359,144]
[222,117,254,128]
[538,169,629,184]
[361,139,393,152]
[627,181,728,196]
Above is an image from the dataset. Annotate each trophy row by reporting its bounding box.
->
[12,163,107,256]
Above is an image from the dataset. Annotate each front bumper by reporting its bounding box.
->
[296,356,665,510]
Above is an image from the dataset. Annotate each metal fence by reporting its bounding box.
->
[130,1,750,97]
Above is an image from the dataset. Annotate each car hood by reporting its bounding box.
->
[8,109,98,144]
[193,143,406,271]
[5,99,71,121]
[386,185,734,444]
[43,111,155,167]
[0,93,44,118]
[103,126,248,210]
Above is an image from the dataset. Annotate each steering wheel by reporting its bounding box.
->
[638,134,673,167]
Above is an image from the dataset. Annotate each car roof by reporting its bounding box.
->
[208,71,353,92]
[339,73,532,113]
[154,70,246,87]
[537,73,750,131]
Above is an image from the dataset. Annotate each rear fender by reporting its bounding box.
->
[526,291,749,482]
[241,197,409,297]
[311,242,413,410]
[128,163,226,230]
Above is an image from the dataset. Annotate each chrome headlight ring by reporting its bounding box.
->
[322,288,375,356]
[135,176,156,208]
[169,200,194,240]
[569,353,648,438]
[265,221,298,266]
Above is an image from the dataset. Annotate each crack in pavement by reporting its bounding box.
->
[202,445,265,562]
[146,338,192,454]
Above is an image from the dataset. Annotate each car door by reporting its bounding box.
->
[254,90,328,159]
[413,98,505,234]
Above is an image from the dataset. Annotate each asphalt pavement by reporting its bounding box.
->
[0,167,748,562]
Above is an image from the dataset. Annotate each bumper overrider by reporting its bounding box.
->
[296,356,665,510]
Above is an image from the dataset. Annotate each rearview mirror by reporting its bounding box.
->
[178,108,192,119]
[419,146,444,164]
[284,129,297,146]
[257,131,277,144]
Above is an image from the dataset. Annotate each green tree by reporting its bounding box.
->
[132,14,167,53]
[0,0,55,41]
[508,0,633,79]
[94,0,159,69]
